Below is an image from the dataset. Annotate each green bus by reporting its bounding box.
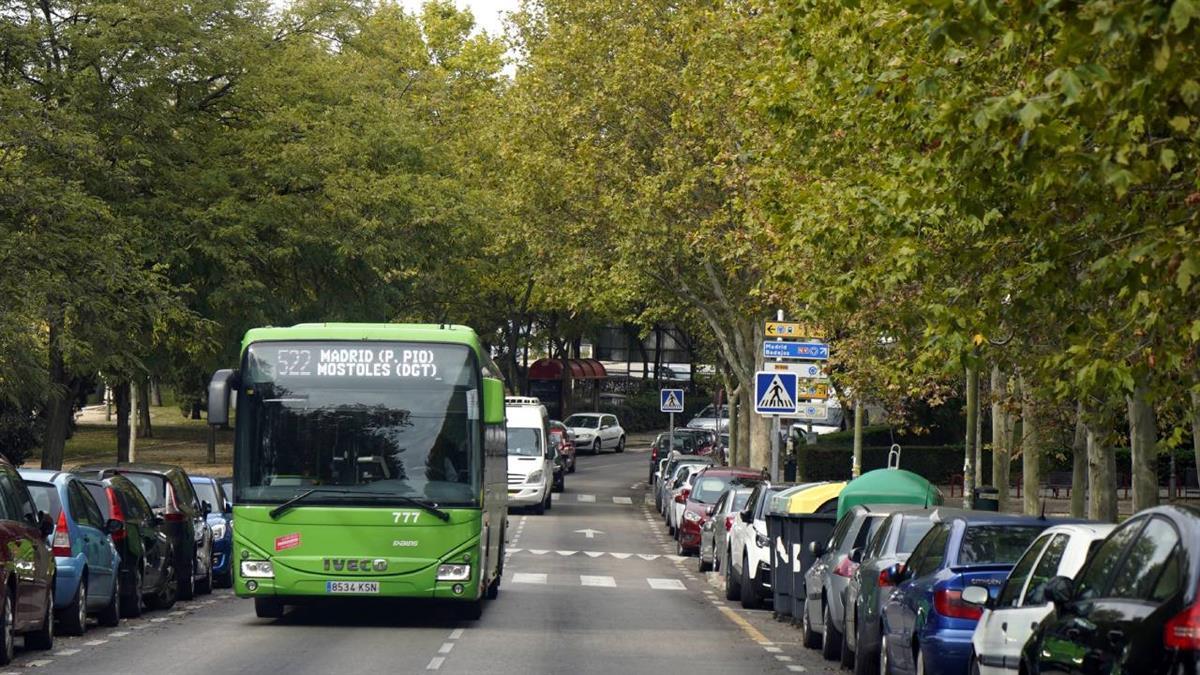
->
[207,323,508,619]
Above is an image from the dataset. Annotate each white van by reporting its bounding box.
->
[505,397,554,515]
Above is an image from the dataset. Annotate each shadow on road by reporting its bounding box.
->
[267,598,466,628]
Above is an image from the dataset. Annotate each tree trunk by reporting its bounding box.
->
[852,398,864,478]
[1126,377,1159,512]
[727,384,740,466]
[1020,374,1040,516]
[963,365,978,508]
[137,380,153,439]
[115,382,132,463]
[207,424,217,464]
[1070,403,1088,518]
[975,373,985,486]
[991,365,1010,511]
[1192,390,1200,497]
[41,317,73,470]
[1087,425,1118,522]
[150,378,163,407]
[738,387,752,467]
[749,321,770,473]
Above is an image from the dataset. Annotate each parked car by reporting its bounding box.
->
[505,397,554,515]
[687,404,729,432]
[676,467,762,557]
[727,482,797,609]
[667,467,705,535]
[843,509,939,675]
[81,475,178,615]
[0,459,56,663]
[800,504,895,664]
[564,413,625,454]
[879,512,1071,675]
[649,432,698,482]
[1020,505,1200,675]
[656,453,713,515]
[701,486,755,574]
[674,427,719,457]
[75,464,214,601]
[548,421,577,473]
[20,469,122,635]
[189,477,234,589]
[550,442,566,493]
[966,522,1114,675]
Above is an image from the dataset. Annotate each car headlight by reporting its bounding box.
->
[527,470,543,484]
[684,511,701,523]
[240,560,274,578]
[211,522,227,540]
[755,533,770,548]
[437,564,471,581]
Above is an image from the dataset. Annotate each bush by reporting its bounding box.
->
[797,445,974,486]
[0,401,44,467]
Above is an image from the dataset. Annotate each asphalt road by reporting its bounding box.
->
[11,445,840,675]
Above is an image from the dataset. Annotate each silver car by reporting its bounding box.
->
[686,404,728,432]
[699,486,753,573]
[656,454,712,516]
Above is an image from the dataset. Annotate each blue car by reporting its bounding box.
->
[20,470,123,635]
[878,512,1075,675]
[189,476,232,588]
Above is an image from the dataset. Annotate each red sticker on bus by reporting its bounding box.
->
[275,533,301,551]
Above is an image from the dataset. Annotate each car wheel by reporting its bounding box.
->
[457,598,484,621]
[739,554,760,609]
[854,620,877,675]
[545,490,553,512]
[532,498,546,516]
[698,547,712,573]
[592,440,601,455]
[254,597,284,619]
[676,538,688,557]
[148,561,178,611]
[197,553,214,595]
[486,546,502,600]
[0,593,13,665]
[24,587,54,652]
[98,574,121,627]
[122,565,144,618]
[569,459,576,474]
[879,635,890,675]
[969,652,981,675]
[616,437,625,453]
[724,550,741,601]
[801,596,822,648]
[178,556,196,601]
[822,602,843,660]
[59,579,87,637]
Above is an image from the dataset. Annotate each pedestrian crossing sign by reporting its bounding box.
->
[660,388,685,413]
[754,371,798,415]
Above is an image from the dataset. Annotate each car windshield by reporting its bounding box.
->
[959,525,1046,565]
[697,405,728,418]
[565,415,600,428]
[26,482,62,520]
[193,482,221,511]
[507,428,542,457]
[897,518,936,554]
[693,476,732,503]
[236,341,482,507]
[731,490,752,511]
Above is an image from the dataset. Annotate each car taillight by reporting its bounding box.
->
[106,487,126,541]
[51,511,71,556]
[1165,597,1200,650]
[163,486,186,522]
[725,514,735,531]
[934,589,983,621]
[833,556,856,578]
[878,569,894,587]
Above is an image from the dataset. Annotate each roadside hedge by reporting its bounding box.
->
[598,390,710,434]
[796,445,975,486]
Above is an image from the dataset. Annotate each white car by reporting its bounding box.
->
[966,522,1116,674]
[726,482,780,609]
[667,468,703,535]
[564,413,625,454]
[505,397,555,515]
[686,404,728,432]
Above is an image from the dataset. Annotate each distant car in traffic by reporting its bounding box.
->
[75,463,214,601]
[656,453,712,515]
[674,427,719,457]
[190,476,234,588]
[82,473,178,614]
[676,467,762,557]
[564,413,625,454]
[548,420,577,473]
[967,522,1114,675]
[1020,505,1200,675]
[505,397,554,515]
[20,469,123,635]
[649,432,698,482]
[701,486,754,574]
[687,404,728,432]
[879,512,1070,675]
[0,460,56,663]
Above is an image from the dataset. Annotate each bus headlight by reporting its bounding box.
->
[437,564,471,581]
[241,560,275,578]
[526,470,543,485]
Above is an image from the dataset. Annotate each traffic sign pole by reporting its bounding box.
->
[771,310,783,482]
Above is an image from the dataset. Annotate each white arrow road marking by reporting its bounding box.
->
[574,529,605,539]
[646,578,686,590]
[577,494,596,503]
[512,573,547,585]
[613,496,633,504]
[580,575,616,588]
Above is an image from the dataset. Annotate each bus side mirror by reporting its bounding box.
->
[208,369,239,426]
[482,378,505,425]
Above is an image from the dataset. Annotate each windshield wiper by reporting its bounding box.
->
[268,488,451,521]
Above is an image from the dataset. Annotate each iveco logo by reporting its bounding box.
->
[322,558,388,572]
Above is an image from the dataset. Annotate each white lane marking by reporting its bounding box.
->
[775,655,793,662]
[613,496,633,504]
[150,618,170,622]
[551,493,561,501]
[438,643,454,655]
[132,624,151,629]
[449,628,464,640]
[25,661,54,668]
[764,646,782,653]
[787,666,807,673]
[666,555,688,562]
[637,554,660,561]
[580,575,617,588]
[509,548,523,553]
[647,578,686,590]
[109,631,130,637]
[513,573,547,585]
[610,553,632,560]
[577,494,596,503]
[83,640,108,646]
[528,549,548,555]
[584,551,604,558]
[53,649,81,656]
[427,656,445,670]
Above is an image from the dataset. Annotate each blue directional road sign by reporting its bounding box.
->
[762,341,829,360]
[660,389,685,413]
[754,371,799,415]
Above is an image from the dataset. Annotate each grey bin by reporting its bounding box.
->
[765,511,837,621]
[974,486,1000,512]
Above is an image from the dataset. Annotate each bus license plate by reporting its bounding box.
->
[326,581,380,594]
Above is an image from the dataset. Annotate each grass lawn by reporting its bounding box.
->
[62,406,234,477]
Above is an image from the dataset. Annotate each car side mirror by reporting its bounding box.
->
[207,369,239,426]
[740,509,753,524]
[961,585,990,607]
[202,500,213,516]
[38,511,54,538]
[105,518,125,535]
[849,547,864,564]
[810,540,828,558]
[705,505,716,516]
[1044,575,1074,609]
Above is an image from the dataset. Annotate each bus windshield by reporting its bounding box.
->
[235,341,482,507]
